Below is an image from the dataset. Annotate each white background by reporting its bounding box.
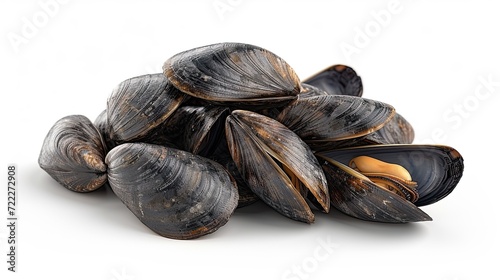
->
[1,0,499,279]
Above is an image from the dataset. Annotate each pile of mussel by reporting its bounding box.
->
[39,42,464,240]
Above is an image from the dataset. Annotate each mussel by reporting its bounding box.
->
[38,115,107,192]
[107,73,187,143]
[303,64,363,97]
[38,41,465,239]
[163,42,301,108]
[225,110,329,223]
[317,144,464,222]
[319,144,464,206]
[106,143,238,239]
[276,94,395,151]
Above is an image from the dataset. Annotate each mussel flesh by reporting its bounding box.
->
[349,155,419,203]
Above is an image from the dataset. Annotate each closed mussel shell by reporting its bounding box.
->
[106,143,238,240]
[38,115,107,192]
[163,42,300,108]
[318,144,464,206]
[329,112,415,149]
[276,95,395,150]
[303,64,363,97]
[107,73,187,143]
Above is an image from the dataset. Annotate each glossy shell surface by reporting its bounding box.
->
[277,95,395,142]
[225,110,329,223]
[38,115,107,192]
[163,42,300,106]
[318,144,464,206]
[106,143,238,239]
[319,157,432,223]
[107,73,187,142]
[303,64,363,97]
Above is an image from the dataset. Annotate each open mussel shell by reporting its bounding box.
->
[107,73,187,143]
[106,143,238,240]
[318,157,432,223]
[276,95,395,150]
[225,110,329,223]
[303,64,363,97]
[318,144,464,206]
[38,115,107,192]
[162,105,230,157]
[163,42,300,108]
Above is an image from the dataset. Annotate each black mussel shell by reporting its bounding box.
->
[163,42,300,108]
[318,144,464,206]
[161,105,230,157]
[106,143,238,240]
[210,136,259,208]
[312,112,415,149]
[276,95,395,150]
[318,157,432,223]
[94,109,118,151]
[303,64,363,97]
[39,115,107,192]
[225,110,329,223]
[107,73,187,143]
[363,113,415,145]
